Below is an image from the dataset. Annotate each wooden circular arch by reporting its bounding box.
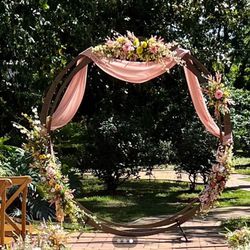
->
[39,50,232,237]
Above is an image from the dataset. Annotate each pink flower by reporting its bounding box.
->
[106,40,115,47]
[214,89,223,99]
[46,166,56,177]
[149,45,158,54]
[122,42,133,52]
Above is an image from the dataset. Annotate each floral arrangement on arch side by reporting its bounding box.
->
[92,31,183,64]
[204,72,234,119]
[199,142,233,211]
[199,72,234,211]
[13,108,90,224]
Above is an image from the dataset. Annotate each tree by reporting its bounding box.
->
[231,88,250,154]
[0,0,249,192]
[174,118,217,191]
[79,76,177,191]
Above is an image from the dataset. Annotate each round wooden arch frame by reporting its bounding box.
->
[39,49,232,237]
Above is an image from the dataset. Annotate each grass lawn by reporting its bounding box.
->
[78,178,250,223]
[233,156,250,167]
[236,168,250,175]
[233,155,250,175]
[221,217,250,232]
[242,177,250,182]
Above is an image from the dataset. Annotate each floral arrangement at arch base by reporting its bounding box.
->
[199,142,233,211]
[13,108,94,224]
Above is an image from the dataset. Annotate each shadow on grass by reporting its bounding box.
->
[78,179,200,222]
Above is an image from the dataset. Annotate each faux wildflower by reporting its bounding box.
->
[226,226,250,249]
[214,89,224,99]
[204,72,233,118]
[92,31,180,63]
[55,184,62,191]
[199,142,233,211]
[136,46,143,55]
[133,38,139,47]
[13,110,92,224]
[141,41,147,48]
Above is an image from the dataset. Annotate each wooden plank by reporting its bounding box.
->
[0,188,7,246]
[8,176,32,186]
[5,223,34,234]
[21,186,28,239]
[5,181,27,209]
[2,236,14,246]
[0,176,32,244]
[5,215,22,234]
[0,179,12,246]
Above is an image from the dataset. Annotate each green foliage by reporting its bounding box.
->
[219,188,250,207]
[83,111,175,191]
[174,118,217,190]
[235,168,250,175]
[231,88,250,154]
[0,0,249,191]
[222,217,250,232]
[78,177,250,223]
[233,156,250,169]
[1,0,249,135]
[225,224,250,250]
[0,138,55,220]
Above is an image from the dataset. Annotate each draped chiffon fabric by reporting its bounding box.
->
[50,47,221,139]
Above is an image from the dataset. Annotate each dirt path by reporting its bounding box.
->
[138,169,250,191]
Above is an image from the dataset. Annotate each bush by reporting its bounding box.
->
[231,89,250,155]
[226,226,250,250]
[222,217,250,232]
[223,218,250,249]
[174,117,217,190]
[83,113,174,191]
[0,138,55,220]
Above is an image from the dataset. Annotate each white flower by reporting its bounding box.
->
[32,107,38,113]
[41,177,46,182]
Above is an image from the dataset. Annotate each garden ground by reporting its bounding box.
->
[66,207,250,250]
[66,170,250,249]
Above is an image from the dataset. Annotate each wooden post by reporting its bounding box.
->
[0,187,7,246]
[0,179,12,247]
[21,184,28,239]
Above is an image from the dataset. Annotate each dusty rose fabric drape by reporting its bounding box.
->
[51,59,88,130]
[84,48,188,84]
[183,66,220,138]
[50,47,221,139]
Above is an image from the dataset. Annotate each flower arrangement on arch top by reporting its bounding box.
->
[92,31,182,63]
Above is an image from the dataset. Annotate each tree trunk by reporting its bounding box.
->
[189,173,197,191]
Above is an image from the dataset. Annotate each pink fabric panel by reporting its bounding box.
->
[184,65,220,138]
[84,48,189,83]
[50,62,88,130]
